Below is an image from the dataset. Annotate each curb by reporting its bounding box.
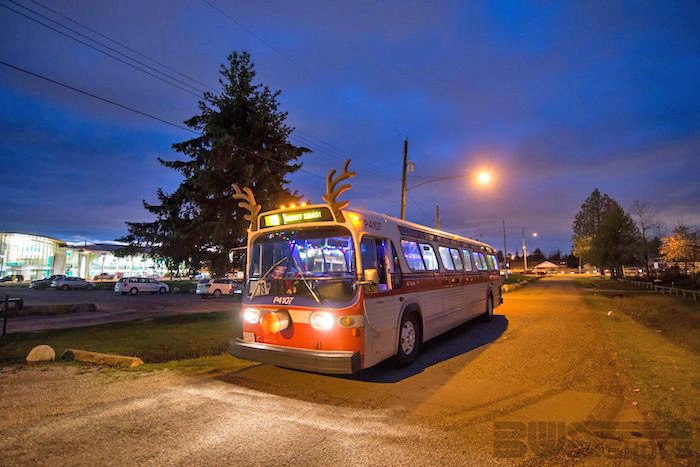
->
[61,349,144,368]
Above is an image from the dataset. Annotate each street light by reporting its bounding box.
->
[401,170,495,226]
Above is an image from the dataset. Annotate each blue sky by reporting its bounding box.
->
[1,0,698,253]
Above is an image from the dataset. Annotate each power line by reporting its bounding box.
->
[0,59,197,132]
[1,1,203,98]
[1,59,327,179]
[201,0,405,138]
[7,0,402,184]
[26,0,216,92]
[289,133,398,183]
[293,129,399,182]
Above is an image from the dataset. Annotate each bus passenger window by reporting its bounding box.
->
[472,251,485,271]
[401,240,425,271]
[462,249,474,271]
[438,246,455,270]
[419,243,439,270]
[450,248,463,270]
[491,254,500,270]
[474,251,489,271]
[485,254,495,270]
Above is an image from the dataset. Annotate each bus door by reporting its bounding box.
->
[360,236,402,361]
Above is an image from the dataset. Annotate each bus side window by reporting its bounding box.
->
[462,248,474,271]
[389,241,403,289]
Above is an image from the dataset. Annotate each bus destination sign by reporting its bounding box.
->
[261,207,334,228]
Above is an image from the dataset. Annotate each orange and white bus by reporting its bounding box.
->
[229,162,502,374]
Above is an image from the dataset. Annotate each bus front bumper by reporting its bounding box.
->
[228,338,361,374]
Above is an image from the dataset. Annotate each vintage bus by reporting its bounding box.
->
[229,162,502,374]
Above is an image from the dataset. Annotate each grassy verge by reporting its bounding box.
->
[503,273,530,284]
[586,293,699,452]
[0,311,241,365]
[575,276,636,290]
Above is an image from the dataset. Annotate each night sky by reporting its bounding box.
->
[1,0,698,254]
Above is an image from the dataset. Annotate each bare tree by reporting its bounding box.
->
[630,200,656,278]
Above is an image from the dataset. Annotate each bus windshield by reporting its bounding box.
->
[248,226,356,302]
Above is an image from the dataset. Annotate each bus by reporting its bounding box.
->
[229,163,503,374]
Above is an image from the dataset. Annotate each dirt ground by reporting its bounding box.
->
[2,286,239,333]
[0,277,695,465]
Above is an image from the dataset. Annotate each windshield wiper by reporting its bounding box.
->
[250,256,289,299]
[290,255,321,304]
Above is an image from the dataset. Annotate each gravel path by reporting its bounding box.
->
[0,278,659,465]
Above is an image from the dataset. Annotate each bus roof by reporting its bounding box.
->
[345,207,495,251]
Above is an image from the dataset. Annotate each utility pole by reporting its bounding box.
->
[522,226,528,274]
[435,204,440,230]
[400,138,408,220]
[502,219,508,279]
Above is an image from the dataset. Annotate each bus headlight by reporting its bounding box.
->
[310,311,334,331]
[243,308,260,324]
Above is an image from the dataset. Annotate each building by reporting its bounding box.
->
[0,232,168,280]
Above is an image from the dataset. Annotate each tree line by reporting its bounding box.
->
[572,189,698,279]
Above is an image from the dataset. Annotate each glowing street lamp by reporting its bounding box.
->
[476,170,492,186]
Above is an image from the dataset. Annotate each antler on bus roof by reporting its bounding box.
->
[322,159,356,223]
[232,184,262,232]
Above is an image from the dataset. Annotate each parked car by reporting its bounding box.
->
[93,273,115,281]
[51,277,94,290]
[1,274,24,282]
[196,278,242,297]
[114,277,169,295]
[29,274,65,289]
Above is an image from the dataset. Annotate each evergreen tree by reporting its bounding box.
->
[572,188,613,266]
[591,199,640,278]
[531,248,546,262]
[120,51,310,276]
[548,249,562,262]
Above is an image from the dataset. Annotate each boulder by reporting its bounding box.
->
[26,345,56,363]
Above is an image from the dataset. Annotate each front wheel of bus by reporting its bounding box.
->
[396,313,420,366]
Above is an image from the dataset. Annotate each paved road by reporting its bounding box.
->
[0,278,655,464]
[2,286,240,333]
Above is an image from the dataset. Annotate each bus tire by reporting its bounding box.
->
[480,294,494,322]
[396,311,421,367]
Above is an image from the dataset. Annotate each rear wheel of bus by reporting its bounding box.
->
[396,312,420,366]
[480,294,494,322]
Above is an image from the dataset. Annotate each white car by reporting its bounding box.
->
[51,277,94,290]
[196,278,242,298]
[115,277,169,295]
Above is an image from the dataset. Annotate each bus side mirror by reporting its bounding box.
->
[363,268,378,284]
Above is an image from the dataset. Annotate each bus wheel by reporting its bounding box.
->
[396,312,420,366]
[480,294,494,322]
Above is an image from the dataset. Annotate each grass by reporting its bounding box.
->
[586,293,700,451]
[503,273,530,284]
[0,311,241,365]
[574,276,637,290]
